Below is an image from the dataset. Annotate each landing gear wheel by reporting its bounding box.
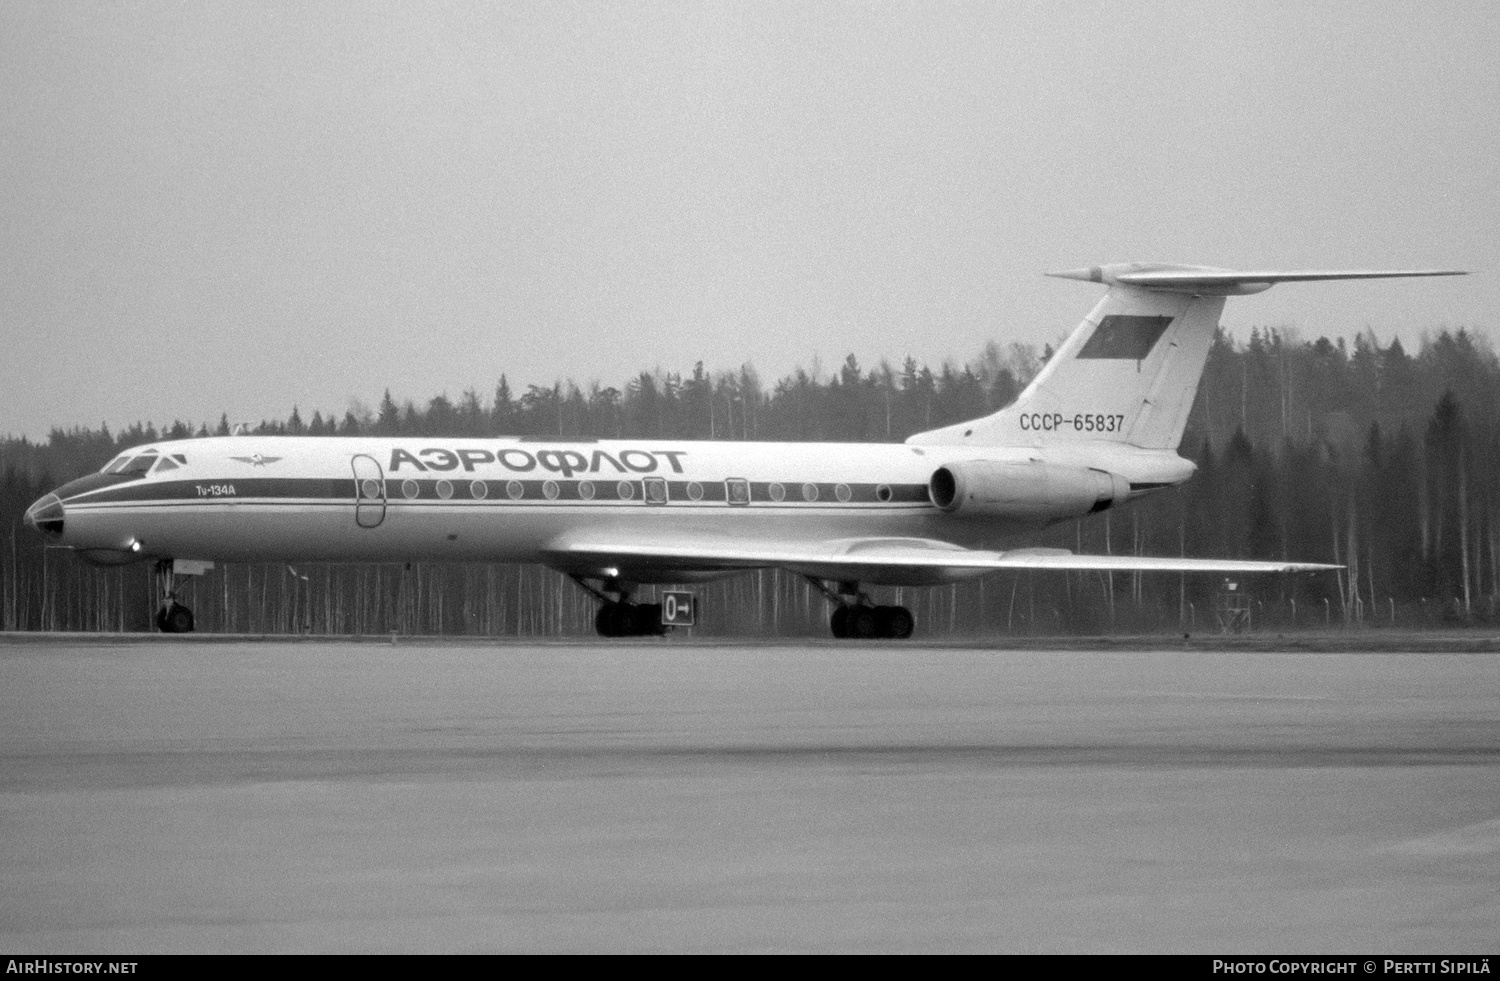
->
[849,606,880,639]
[595,601,665,637]
[595,604,616,637]
[596,602,632,637]
[156,604,195,633]
[633,603,666,636]
[829,604,915,639]
[875,605,915,640]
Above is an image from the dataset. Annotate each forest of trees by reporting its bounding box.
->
[4,325,1499,637]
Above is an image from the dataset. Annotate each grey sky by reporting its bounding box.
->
[2,0,1494,439]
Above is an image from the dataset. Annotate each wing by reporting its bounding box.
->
[541,532,1339,587]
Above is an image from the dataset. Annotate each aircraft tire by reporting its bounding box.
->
[595,603,623,638]
[612,603,638,637]
[829,607,850,639]
[876,605,915,640]
[634,603,665,636]
[597,602,660,638]
[849,606,880,640]
[158,604,195,634]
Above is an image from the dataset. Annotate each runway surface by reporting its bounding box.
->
[1,638,1496,953]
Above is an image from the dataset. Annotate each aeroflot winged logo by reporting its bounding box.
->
[230,453,283,467]
[389,447,688,479]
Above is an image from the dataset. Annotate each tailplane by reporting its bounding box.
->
[907,264,1465,451]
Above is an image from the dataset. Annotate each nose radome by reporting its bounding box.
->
[24,493,65,538]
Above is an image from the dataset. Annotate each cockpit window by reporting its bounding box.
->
[120,455,158,474]
[104,452,159,475]
[154,457,179,473]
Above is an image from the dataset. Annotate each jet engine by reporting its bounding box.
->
[929,460,1128,521]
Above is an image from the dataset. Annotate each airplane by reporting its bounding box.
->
[24,263,1466,638]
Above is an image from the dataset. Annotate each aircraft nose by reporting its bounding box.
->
[24,493,65,539]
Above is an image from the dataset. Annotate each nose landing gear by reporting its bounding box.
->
[153,559,196,633]
[155,601,196,634]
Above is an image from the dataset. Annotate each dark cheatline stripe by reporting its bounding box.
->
[73,478,346,503]
[74,476,936,508]
[53,471,152,499]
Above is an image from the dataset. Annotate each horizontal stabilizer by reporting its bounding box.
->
[1047,264,1467,296]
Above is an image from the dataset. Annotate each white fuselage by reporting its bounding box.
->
[41,435,1192,579]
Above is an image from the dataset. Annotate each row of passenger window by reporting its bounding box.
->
[360,478,898,505]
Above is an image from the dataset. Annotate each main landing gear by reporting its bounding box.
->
[811,578,915,640]
[571,576,668,638]
[153,559,196,633]
[595,601,667,638]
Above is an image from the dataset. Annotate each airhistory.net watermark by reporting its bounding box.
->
[6,963,137,975]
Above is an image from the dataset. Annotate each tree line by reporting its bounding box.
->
[3,326,1497,636]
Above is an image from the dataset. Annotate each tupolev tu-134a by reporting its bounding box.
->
[25,264,1466,638]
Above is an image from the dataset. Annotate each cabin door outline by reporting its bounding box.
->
[351,454,387,528]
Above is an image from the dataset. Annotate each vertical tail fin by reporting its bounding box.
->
[907,264,1465,451]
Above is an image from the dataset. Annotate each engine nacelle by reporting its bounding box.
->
[929,459,1129,521]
